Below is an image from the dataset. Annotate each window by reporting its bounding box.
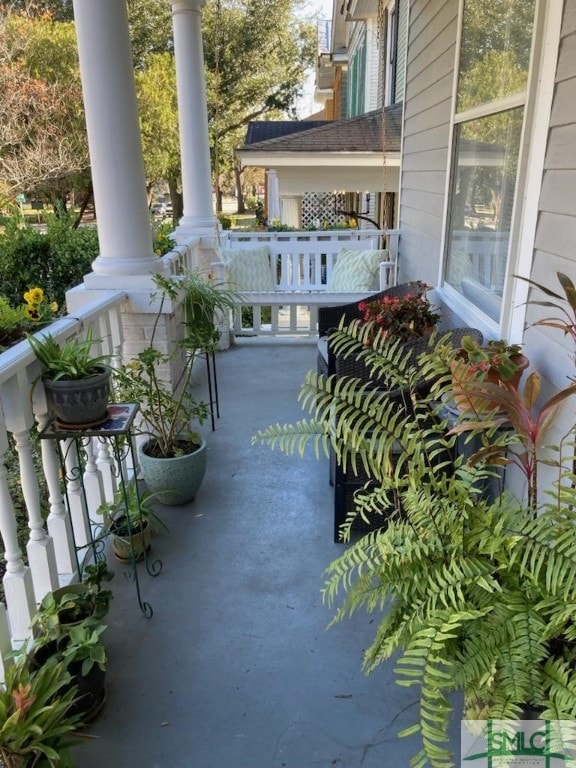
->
[444,0,536,322]
[385,2,398,106]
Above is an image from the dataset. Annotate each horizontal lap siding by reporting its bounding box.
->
[399,0,457,286]
[528,0,576,390]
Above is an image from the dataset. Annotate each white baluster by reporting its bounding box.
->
[13,429,59,601]
[96,437,117,501]
[0,420,35,642]
[63,438,92,551]
[2,371,59,604]
[83,437,105,523]
[35,413,77,582]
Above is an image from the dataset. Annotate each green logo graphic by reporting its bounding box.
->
[461,720,576,767]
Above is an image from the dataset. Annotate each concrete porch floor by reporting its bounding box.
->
[75,338,459,768]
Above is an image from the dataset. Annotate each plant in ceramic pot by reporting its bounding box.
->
[358,287,441,345]
[29,622,108,724]
[33,562,114,638]
[113,274,214,505]
[449,335,529,413]
[99,484,168,562]
[28,327,112,427]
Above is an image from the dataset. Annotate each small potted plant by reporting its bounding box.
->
[28,326,112,427]
[114,274,220,505]
[34,562,114,637]
[450,335,529,412]
[99,484,168,563]
[29,622,108,723]
[358,288,441,345]
[0,654,82,767]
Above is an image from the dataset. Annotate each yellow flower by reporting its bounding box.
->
[50,301,58,313]
[348,218,357,228]
[25,306,40,320]
[24,287,44,306]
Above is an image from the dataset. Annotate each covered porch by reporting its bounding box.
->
[72,337,460,767]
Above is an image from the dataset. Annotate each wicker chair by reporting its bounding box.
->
[332,327,483,542]
[317,281,426,378]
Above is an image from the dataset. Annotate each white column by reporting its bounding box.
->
[266,170,281,223]
[72,0,161,278]
[171,0,218,239]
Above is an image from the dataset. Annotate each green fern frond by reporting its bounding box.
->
[251,419,331,459]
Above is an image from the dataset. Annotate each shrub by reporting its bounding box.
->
[0,212,98,308]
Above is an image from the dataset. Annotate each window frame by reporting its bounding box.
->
[437,0,554,339]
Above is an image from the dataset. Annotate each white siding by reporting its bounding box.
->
[365,17,380,111]
[396,0,408,101]
[527,0,576,388]
[398,0,457,286]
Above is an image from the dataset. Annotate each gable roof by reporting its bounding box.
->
[245,120,329,145]
[240,104,402,155]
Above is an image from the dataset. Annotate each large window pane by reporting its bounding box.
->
[457,0,535,112]
[445,108,523,321]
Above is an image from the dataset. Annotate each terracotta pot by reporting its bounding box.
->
[450,353,529,413]
[110,517,151,562]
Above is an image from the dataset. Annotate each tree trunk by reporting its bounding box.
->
[72,184,93,229]
[168,178,183,226]
[234,164,246,214]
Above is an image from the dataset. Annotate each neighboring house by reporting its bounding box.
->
[236,0,406,228]
[237,106,401,228]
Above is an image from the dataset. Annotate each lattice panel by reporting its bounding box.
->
[301,192,346,228]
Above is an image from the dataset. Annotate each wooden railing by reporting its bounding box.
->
[216,229,399,336]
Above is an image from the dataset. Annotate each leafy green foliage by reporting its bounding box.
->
[113,273,212,459]
[0,213,98,308]
[253,324,576,766]
[0,655,81,768]
[27,327,110,381]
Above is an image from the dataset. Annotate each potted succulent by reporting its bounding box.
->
[28,326,112,427]
[114,272,239,505]
[358,288,441,345]
[99,484,168,563]
[449,335,529,412]
[0,654,82,768]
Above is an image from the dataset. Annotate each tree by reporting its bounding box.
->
[0,11,89,215]
[135,52,180,213]
[203,0,316,211]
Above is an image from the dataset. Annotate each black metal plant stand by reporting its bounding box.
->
[40,402,162,617]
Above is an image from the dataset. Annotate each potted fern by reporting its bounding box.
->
[253,318,576,766]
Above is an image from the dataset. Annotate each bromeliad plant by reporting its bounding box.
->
[0,655,81,768]
[253,317,576,768]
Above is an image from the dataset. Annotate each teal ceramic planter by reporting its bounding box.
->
[138,438,207,505]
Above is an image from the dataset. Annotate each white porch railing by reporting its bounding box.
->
[217,229,399,336]
[0,290,125,679]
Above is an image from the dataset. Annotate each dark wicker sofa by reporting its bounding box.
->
[317,281,426,378]
[331,326,483,541]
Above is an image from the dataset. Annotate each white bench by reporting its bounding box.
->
[212,229,398,336]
